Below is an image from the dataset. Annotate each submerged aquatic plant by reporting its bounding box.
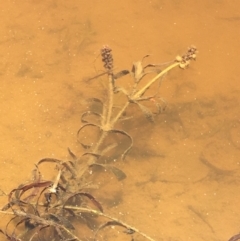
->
[0,46,197,241]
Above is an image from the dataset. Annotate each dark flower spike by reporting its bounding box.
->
[101,45,114,72]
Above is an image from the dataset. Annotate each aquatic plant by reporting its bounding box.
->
[0,45,197,241]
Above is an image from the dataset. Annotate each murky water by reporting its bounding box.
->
[0,1,239,241]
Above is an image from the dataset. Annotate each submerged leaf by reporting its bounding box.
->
[131,61,144,83]
[81,111,102,125]
[131,55,150,83]
[37,158,63,166]
[95,220,134,240]
[6,180,53,210]
[77,123,101,149]
[63,192,103,212]
[136,103,154,122]
[114,70,130,79]
[108,166,126,180]
[68,148,77,160]
[46,213,75,230]
[110,129,133,160]
[92,163,126,181]
[87,97,104,106]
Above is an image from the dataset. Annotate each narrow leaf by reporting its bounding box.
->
[114,70,130,79]
[92,163,126,181]
[136,103,154,122]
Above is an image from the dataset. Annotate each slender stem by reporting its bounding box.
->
[132,62,179,100]
[106,74,115,125]
[84,75,115,165]
[88,131,108,165]
[111,102,129,126]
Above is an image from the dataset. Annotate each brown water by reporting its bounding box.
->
[0,1,240,241]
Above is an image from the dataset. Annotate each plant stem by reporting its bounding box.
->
[105,74,115,125]
[111,101,130,126]
[132,62,179,100]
